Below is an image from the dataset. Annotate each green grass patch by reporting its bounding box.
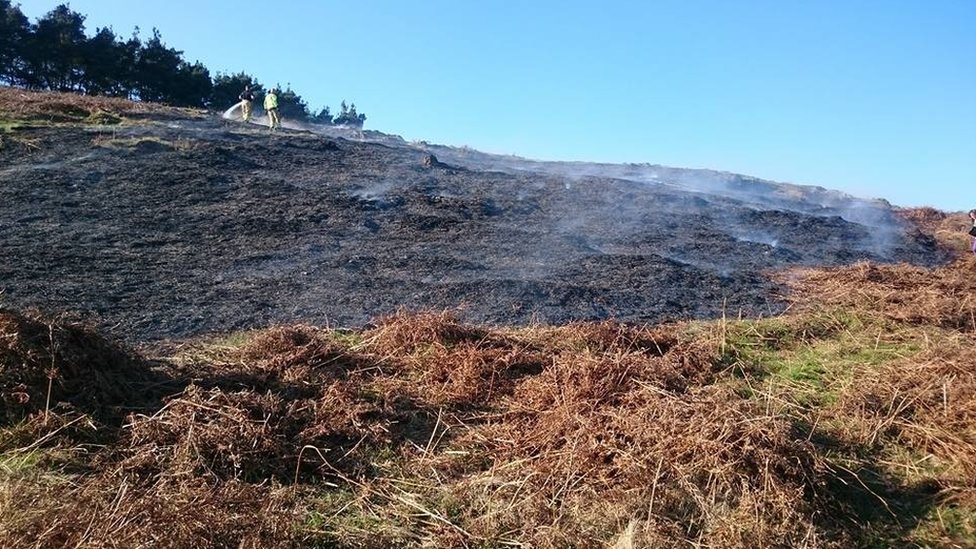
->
[0,422,85,483]
[0,448,45,478]
[876,446,949,485]
[163,329,259,367]
[298,487,413,547]
[718,310,924,407]
[0,116,45,150]
[211,330,253,349]
[84,110,123,125]
[0,117,29,133]
[329,329,366,350]
[909,504,976,548]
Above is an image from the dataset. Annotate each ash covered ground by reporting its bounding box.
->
[0,114,946,341]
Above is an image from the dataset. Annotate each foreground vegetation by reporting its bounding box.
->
[0,210,972,548]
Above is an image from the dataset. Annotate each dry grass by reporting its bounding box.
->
[464,381,821,546]
[835,340,976,479]
[0,308,162,423]
[781,254,976,332]
[92,135,199,152]
[0,86,188,124]
[1,209,974,547]
[0,475,303,548]
[896,207,971,254]
[0,87,201,154]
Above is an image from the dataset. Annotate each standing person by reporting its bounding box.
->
[264,88,281,131]
[969,210,976,255]
[239,85,255,122]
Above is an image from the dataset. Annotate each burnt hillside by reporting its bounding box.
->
[0,99,946,341]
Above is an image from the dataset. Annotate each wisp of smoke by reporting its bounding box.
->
[732,231,779,248]
[348,180,395,202]
[249,118,910,262]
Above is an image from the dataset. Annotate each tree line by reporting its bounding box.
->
[0,2,366,126]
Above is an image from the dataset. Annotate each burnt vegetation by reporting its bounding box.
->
[0,86,947,343]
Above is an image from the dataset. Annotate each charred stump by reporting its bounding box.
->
[421,153,441,168]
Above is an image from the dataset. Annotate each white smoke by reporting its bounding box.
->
[731,231,779,248]
[348,180,395,202]
[228,118,909,260]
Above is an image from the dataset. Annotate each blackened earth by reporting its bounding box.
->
[0,116,946,341]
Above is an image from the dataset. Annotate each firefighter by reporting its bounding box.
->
[264,88,281,131]
[239,85,255,122]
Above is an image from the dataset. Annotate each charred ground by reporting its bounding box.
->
[0,88,946,341]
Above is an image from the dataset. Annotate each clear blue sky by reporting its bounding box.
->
[21,0,975,210]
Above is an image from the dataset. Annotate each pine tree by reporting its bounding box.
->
[310,106,333,125]
[81,27,123,95]
[133,29,184,102]
[0,0,30,85]
[24,4,88,91]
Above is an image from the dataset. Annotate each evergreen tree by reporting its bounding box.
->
[310,106,333,125]
[334,100,349,124]
[169,60,212,108]
[81,27,124,95]
[24,4,87,91]
[116,30,142,99]
[133,28,184,102]
[0,0,30,85]
[333,100,366,127]
[350,103,366,127]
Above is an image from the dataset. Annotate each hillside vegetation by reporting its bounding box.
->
[1,208,973,548]
[1,2,365,125]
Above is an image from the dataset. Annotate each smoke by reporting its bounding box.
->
[236,120,911,264]
[419,149,908,259]
[347,180,397,204]
[210,114,897,256]
[730,230,779,248]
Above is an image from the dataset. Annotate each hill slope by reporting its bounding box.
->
[0,89,973,548]
[0,87,946,341]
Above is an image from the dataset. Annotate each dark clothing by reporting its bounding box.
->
[239,90,255,102]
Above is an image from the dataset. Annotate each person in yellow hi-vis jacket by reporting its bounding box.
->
[264,88,281,131]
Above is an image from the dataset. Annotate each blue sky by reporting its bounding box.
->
[21,0,975,210]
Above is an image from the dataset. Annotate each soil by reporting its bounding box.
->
[0,114,946,342]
